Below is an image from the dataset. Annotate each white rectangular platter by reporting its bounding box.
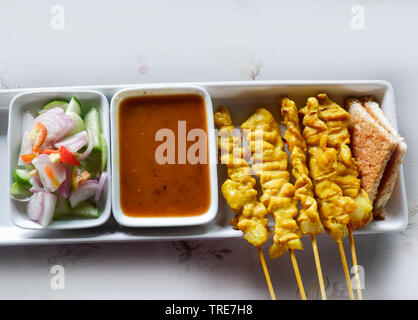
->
[0,80,408,246]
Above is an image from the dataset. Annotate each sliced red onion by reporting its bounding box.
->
[54,131,87,153]
[57,167,71,199]
[77,129,94,160]
[34,107,74,144]
[94,172,107,204]
[39,192,57,227]
[28,191,57,227]
[38,192,57,228]
[18,112,35,166]
[29,175,43,193]
[32,154,67,192]
[18,133,33,166]
[69,180,98,208]
[27,192,45,221]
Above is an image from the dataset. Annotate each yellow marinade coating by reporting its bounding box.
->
[316,94,373,229]
[241,108,303,259]
[300,97,356,242]
[214,106,268,246]
[281,97,324,235]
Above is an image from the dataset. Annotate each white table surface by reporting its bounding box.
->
[1,0,417,299]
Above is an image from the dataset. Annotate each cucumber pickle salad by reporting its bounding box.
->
[11,96,107,227]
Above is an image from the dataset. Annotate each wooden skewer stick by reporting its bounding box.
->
[349,228,363,300]
[338,240,355,300]
[257,246,277,300]
[289,249,307,300]
[311,235,327,300]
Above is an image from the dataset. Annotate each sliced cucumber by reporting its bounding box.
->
[66,111,85,136]
[10,182,32,198]
[80,151,101,177]
[23,164,35,171]
[54,201,99,220]
[84,108,101,152]
[13,169,31,188]
[53,197,69,219]
[42,100,69,112]
[100,133,107,171]
[71,201,99,218]
[66,96,82,116]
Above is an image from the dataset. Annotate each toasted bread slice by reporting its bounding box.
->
[346,99,398,215]
[360,97,407,219]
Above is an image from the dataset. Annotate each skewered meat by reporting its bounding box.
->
[316,94,373,229]
[241,108,302,259]
[281,97,324,235]
[300,97,356,242]
[214,106,268,246]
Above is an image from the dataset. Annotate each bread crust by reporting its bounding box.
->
[360,97,407,219]
[346,99,397,210]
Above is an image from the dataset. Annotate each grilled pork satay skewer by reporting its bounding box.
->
[316,93,373,300]
[214,106,276,300]
[300,97,356,300]
[281,97,326,300]
[241,108,306,300]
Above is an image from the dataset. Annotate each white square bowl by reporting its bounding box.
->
[110,84,218,227]
[8,89,111,230]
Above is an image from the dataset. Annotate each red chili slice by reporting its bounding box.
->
[58,145,81,166]
[32,122,47,153]
[20,153,36,163]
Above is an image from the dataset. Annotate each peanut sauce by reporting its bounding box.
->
[119,94,210,217]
